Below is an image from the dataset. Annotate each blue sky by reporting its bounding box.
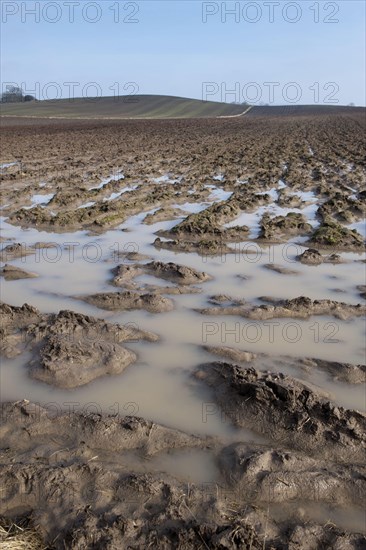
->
[1,0,365,105]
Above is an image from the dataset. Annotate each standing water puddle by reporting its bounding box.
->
[0,201,365,485]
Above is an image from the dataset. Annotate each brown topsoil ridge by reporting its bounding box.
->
[0,400,365,549]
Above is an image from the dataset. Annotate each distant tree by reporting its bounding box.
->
[0,87,36,103]
[348,102,355,107]
[1,85,24,103]
[1,86,24,103]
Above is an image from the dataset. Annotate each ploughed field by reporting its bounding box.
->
[0,113,365,549]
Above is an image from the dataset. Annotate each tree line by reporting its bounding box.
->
[1,86,36,103]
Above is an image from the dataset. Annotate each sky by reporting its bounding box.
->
[1,0,365,105]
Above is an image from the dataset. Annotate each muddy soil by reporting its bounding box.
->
[0,303,158,387]
[0,264,38,280]
[259,212,313,241]
[78,290,175,313]
[1,114,364,252]
[263,263,300,275]
[111,260,212,287]
[194,362,365,461]
[1,401,365,549]
[154,236,235,256]
[202,345,366,384]
[1,113,366,548]
[308,219,365,251]
[0,243,36,261]
[198,295,366,320]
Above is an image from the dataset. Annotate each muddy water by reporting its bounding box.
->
[87,447,223,484]
[270,502,366,536]
[1,206,365,494]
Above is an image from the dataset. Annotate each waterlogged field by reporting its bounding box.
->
[0,113,365,548]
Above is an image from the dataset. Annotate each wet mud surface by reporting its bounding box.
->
[194,362,365,461]
[0,113,365,548]
[197,295,366,320]
[1,304,158,387]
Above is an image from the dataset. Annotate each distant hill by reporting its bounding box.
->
[0,94,248,119]
[1,96,363,120]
